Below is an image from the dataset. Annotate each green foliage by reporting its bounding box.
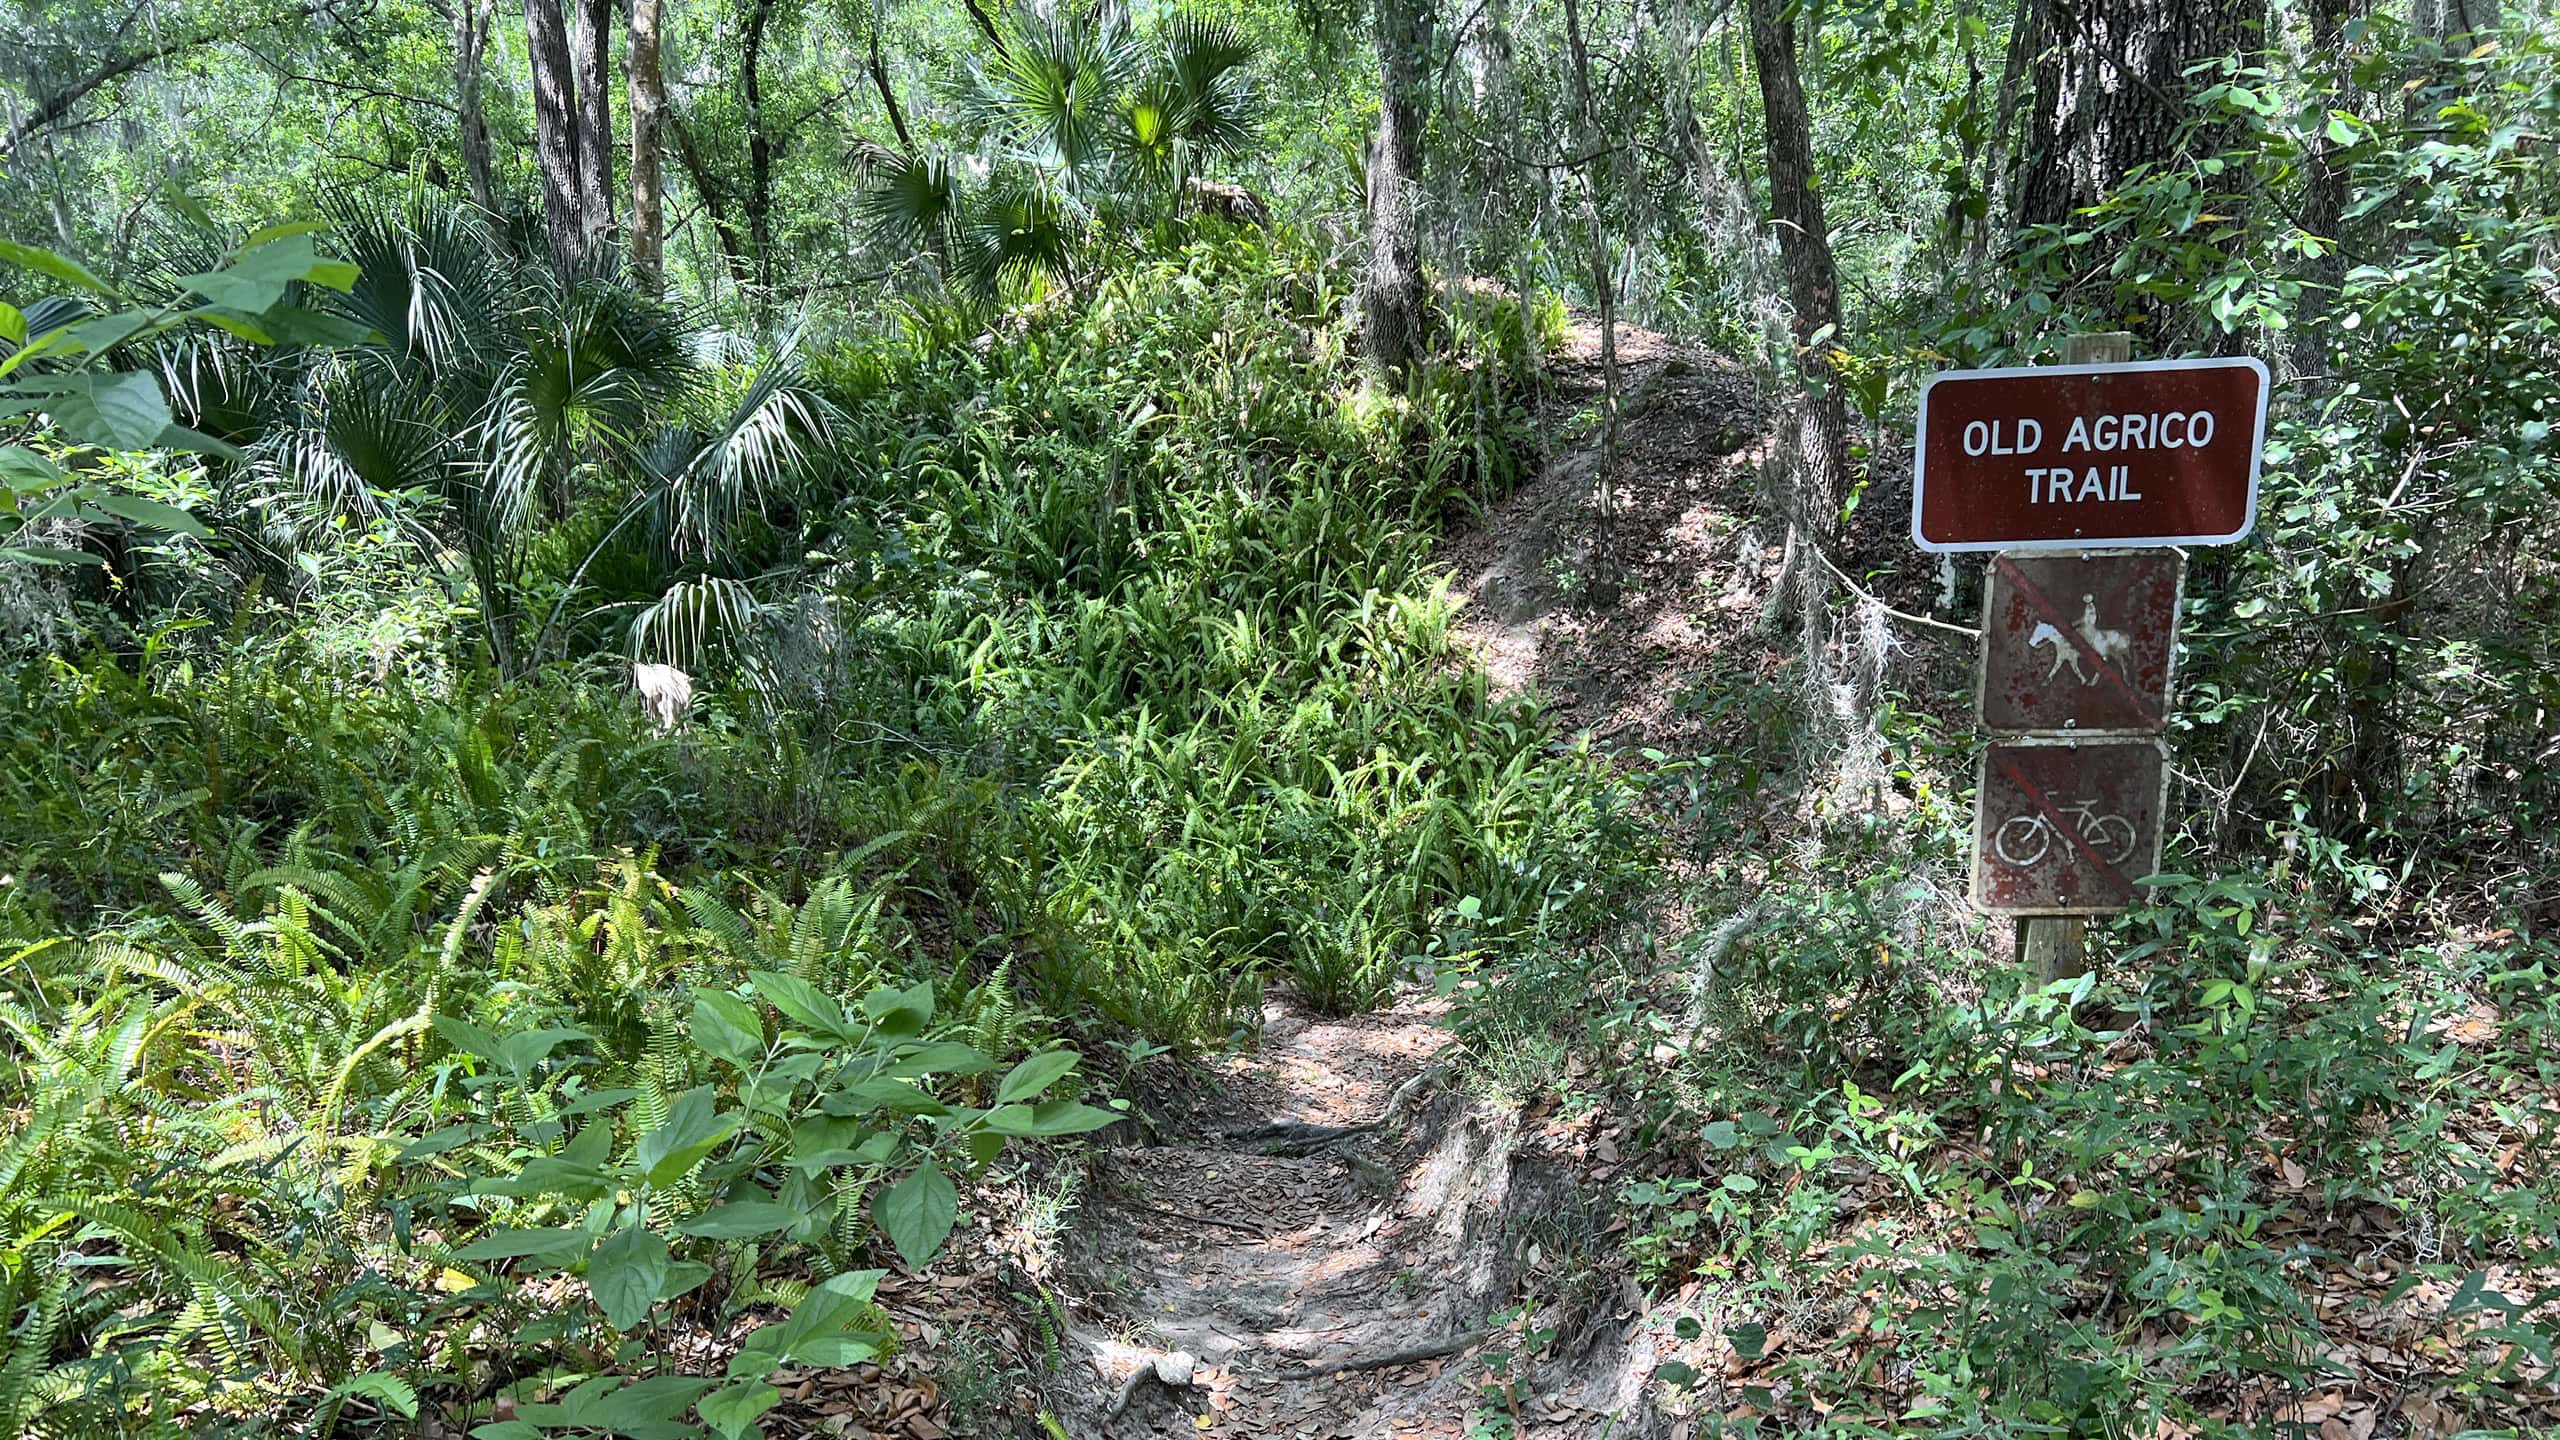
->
[0,212,1629,1431]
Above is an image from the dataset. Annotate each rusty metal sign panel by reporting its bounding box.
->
[1913,357,2268,552]
[1979,550,2183,735]
[1971,738,2169,915]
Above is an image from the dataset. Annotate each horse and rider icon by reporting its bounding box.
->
[2027,593,2134,687]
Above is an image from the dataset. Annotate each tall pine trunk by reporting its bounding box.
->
[452,0,500,225]
[1746,0,1850,542]
[1363,0,1432,373]
[523,0,584,275]
[628,0,666,292]
[571,0,616,257]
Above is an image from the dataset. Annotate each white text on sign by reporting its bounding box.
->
[1960,410,2220,507]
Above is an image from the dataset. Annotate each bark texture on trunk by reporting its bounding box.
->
[2414,0,2498,40]
[1363,0,1433,373]
[523,0,585,275]
[628,0,667,291]
[2293,0,2353,379]
[2013,0,2261,231]
[743,0,779,295]
[572,0,617,255]
[452,0,500,224]
[1746,0,1851,539]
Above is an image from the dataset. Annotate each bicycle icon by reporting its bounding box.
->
[1994,797,2138,868]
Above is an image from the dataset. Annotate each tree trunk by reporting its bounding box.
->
[628,0,667,291]
[523,0,586,275]
[453,0,501,225]
[743,0,779,296]
[2014,0,2262,232]
[2293,0,2353,379]
[670,109,756,295]
[2413,0,2497,41]
[1561,0,1622,504]
[571,0,617,257]
[1363,0,1433,373]
[1746,0,1851,540]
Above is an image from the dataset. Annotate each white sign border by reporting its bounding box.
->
[1912,355,2270,554]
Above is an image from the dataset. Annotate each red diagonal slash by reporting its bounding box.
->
[1995,557,2161,728]
[1992,750,2133,901]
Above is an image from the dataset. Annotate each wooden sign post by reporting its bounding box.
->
[2023,333,2130,983]
[1911,332,2270,985]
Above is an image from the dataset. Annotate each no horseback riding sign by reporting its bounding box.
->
[1915,350,2268,918]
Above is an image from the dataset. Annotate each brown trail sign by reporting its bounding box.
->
[1913,356,2267,553]
[1914,333,2267,979]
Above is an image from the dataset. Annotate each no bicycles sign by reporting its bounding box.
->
[1972,738,2168,915]
[1919,345,2268,920]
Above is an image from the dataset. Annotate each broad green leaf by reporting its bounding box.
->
[589,1375,716,1428]
[1701,1120,1740,1151]
[749,969,850,1037]
[692,990,765,1067]
[677,1201,803,1239]
[0,546,94,565]
[697,1378,779,1439]
[0,239,110,294]
[177,234,356,312]
[498,1026,591,1075]
[153,423,245,460]
[634,1086,741,1187]
[879,1040,997,1079]
[586,1222,671,1331]
[995,1049,1079,1105]
[859,980,935,1036]
[66,308,162,357]
[253,301,376,347]
[243,219,329,248]
[873,1161,956,1269]
[450,1227,594,1264]
[87,493,212,540]
[195,308,276,345]
[0,301,23,345]
[1031,1100,1121,1135]
[827,1076,951,1117]
[43,371,170,451]
[393,1123,487,1162]
[0,445,61,491]
[736,1268,889,1368]
[431,1014,505,1062]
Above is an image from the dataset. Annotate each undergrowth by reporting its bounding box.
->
[0,228,1647,1435]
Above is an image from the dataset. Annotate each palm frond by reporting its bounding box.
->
[856,142,963,257]
[971,1,1141,183]
[652,351,832,562]
[629,575,762,670]
[324,197,514,376]
[958,174,1079,296]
